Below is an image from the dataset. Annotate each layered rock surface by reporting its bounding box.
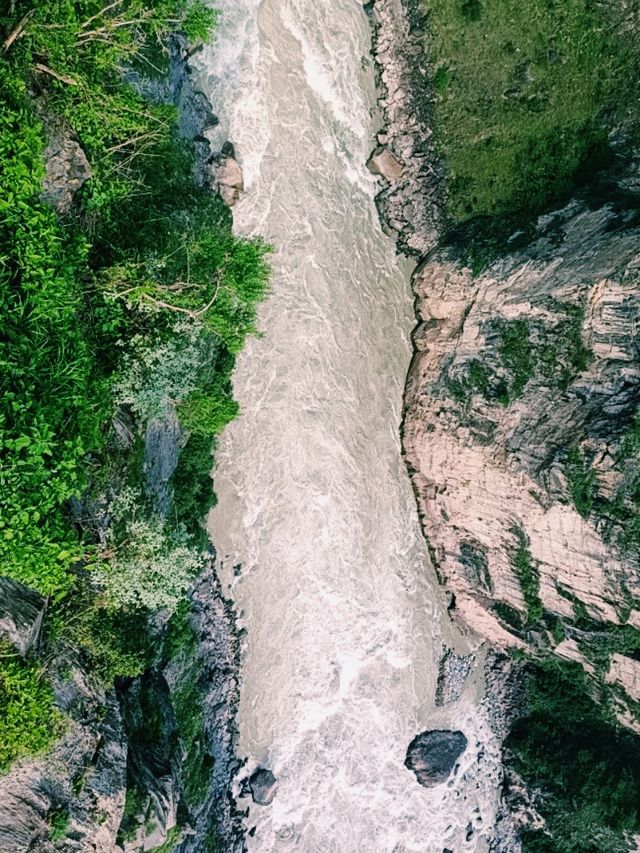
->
[403,199,640,701]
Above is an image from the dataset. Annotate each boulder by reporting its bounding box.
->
[211,152,244,207]
[248,768,277,806]
[366,146,404,183]
[42,132,92,213]
[0,577,46,655]
[404,730,467,787]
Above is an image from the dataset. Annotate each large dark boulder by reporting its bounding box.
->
[404,730,467,787]
[248,768,277,806]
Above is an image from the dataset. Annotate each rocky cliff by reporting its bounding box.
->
[370,0,640,847]
[404,193,640,725]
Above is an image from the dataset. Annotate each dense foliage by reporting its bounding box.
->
[507,659,640,852]
[424,0,640,222]
[0,0,268,775]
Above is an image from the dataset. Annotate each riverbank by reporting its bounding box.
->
[368,0,640,849]
[0,4,266,849]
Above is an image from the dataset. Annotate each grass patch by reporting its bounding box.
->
[423,0,640,222]
[48,808,70,842]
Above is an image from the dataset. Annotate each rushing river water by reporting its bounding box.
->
[197,1,500,849]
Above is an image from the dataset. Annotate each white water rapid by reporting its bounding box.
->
[197,2,501,850]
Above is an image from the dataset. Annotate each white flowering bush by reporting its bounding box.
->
[97,488,204,612]
[113,321,204,422]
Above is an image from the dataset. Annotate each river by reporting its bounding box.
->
[197,1,500,849]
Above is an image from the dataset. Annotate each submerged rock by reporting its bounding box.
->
[248,768,277,805]
[404,730,467,787]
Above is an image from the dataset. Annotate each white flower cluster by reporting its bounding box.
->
[97,488,204,612]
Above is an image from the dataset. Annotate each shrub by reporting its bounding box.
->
[177,388,239,437]
[511,527,543,625]
[113,324,204,422]
[566,446,596,518]
[497,319,534,401]
[97,490,204,612]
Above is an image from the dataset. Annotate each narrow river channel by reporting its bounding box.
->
[197,1,500,849]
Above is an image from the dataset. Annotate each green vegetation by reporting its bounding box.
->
[48,808,71,842]
[510,527,543,626]
[597,414,640,551]
[567,446,597,518]
[152,827,183,852]
[0,0,268,776]
[447,302,592,405]
[496,319,534,402]
[173,671,211,807]
[492,600,524,632]
[424,0,640,222]
[117,783,148,845]
[539,301,592,389]
[507,658,640,852]
[0,644,65,771]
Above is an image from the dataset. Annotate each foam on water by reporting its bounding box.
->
[196,0,502,849]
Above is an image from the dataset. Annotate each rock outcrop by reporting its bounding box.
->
[368,0,444,256]
[0,577,46,656]
[404,730,468,787]
[210,143,244,207]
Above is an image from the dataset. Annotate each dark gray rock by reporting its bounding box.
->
[248,768,277,806]
[144,408,185,516]
[0,577,46,656]
[404,730,467,787]
[174,562,245,852]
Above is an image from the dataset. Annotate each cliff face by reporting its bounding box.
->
[404,198,640,711]
[370,0,640,731]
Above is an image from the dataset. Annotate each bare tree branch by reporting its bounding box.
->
[3,9,34,52]
[33,63,78,85]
